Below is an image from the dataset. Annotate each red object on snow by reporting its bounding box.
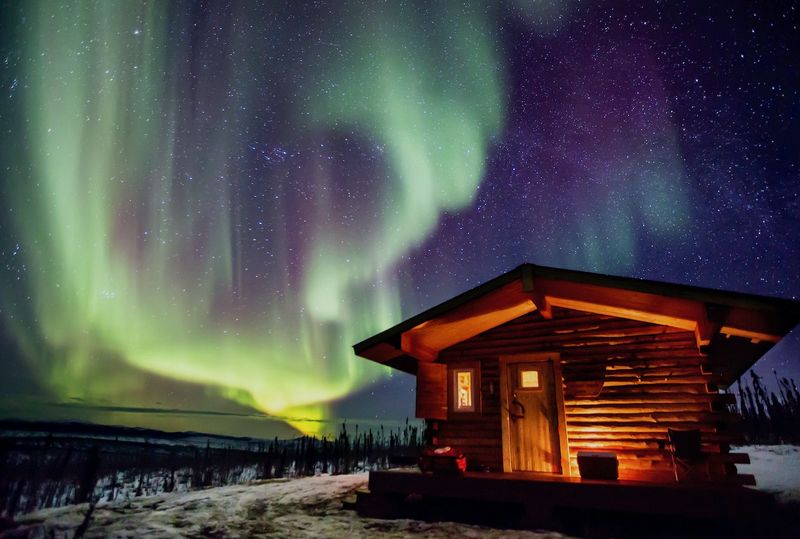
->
[418,446,467,475]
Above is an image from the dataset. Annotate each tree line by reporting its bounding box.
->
[734,371,800,444]
[0,420,423,518]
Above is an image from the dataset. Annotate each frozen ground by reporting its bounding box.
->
[6,445,798,538]
[8,473,568,538]
[738,444,800,503]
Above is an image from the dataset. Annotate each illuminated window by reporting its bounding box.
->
[453,368,476,412]
[520,369,540,389]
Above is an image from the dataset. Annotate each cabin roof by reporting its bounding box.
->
[353,264,800,387]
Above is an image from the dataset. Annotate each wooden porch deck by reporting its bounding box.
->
[356,469,777,535]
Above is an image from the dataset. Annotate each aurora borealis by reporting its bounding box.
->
[1,1,798,438]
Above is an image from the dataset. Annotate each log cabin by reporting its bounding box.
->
[354,264,800,493]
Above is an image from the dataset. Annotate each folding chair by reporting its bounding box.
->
[668,428,710,482]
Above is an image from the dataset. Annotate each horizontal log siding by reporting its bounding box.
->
[437,307,744,483]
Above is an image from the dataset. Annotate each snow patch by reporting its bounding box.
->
[737,445,800,503]
[12,473,569,538]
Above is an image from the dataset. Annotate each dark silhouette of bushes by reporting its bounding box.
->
[734,371,800,444]
[0,420,423,518]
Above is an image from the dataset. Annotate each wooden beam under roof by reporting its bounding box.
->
[534,278,714,347]
[718,307,784,343]
[400,279,537,361]
[353,264,800,385]
[399,276,720,361]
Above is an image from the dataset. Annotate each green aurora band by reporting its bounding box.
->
[0,1,504,434]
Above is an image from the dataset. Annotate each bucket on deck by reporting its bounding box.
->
[577,451,619,480]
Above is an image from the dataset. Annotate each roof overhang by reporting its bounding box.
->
[353,264,800,385]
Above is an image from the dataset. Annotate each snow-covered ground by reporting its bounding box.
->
[9,473,569,538]
[7,445,798,538]
[738,444,800,503]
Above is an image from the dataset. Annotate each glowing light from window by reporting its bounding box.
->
[521,369,540,389]
[455,369,474,411]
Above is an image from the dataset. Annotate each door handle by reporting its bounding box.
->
[509,398,526,420]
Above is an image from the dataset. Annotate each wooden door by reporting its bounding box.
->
[506,361,562,472]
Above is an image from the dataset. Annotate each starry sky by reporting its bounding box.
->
[0,0,798,439]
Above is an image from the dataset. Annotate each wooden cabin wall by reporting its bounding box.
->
[428,357,503,471]
[437,307,748,483]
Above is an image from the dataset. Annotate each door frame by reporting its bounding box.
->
[499,353,570,475]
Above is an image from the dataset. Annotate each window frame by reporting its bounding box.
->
[517,365,544,392]
[448,360,481,419]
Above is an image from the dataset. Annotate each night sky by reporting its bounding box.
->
[0,1,798,439]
